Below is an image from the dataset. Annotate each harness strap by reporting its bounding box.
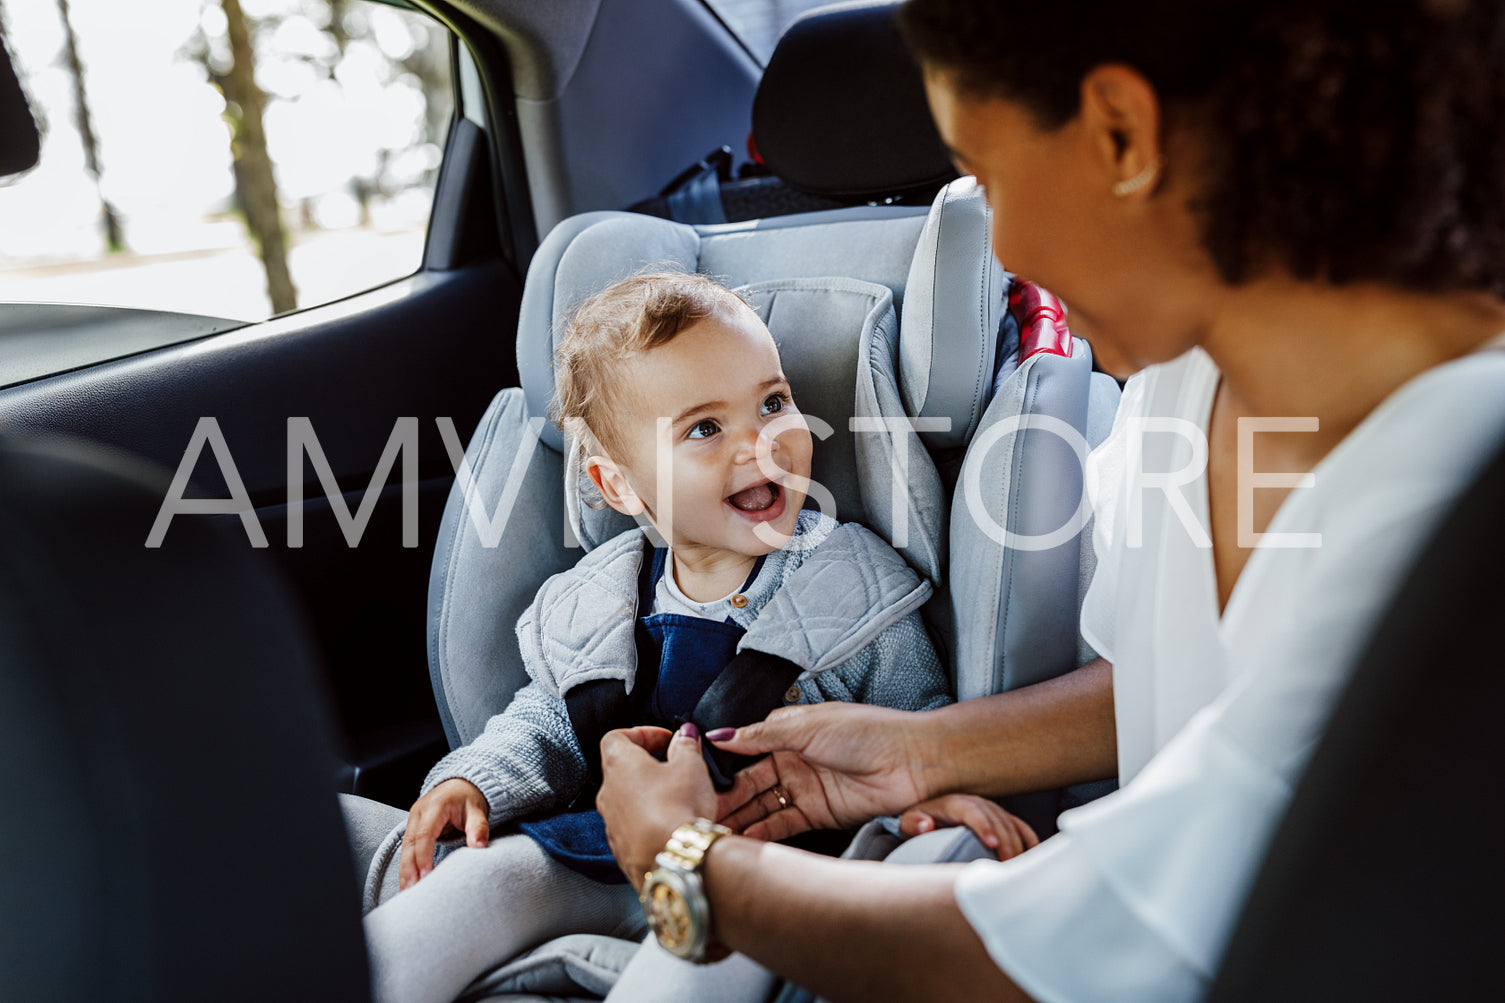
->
[561,541,663,811]
[689,648,804,790]
[562,537,803,802]
[563,677,635,812]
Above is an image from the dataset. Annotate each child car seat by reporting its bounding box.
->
[431,194,952,753]
[420,177,1116,1002]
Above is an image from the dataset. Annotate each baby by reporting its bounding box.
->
[360,272,1026,1003]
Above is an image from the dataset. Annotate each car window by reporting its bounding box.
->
[0,0,453,323]
[702,0,836,64]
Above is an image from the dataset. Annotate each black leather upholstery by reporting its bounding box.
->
[0,437,369,1002]
[1208,434,1505,1000]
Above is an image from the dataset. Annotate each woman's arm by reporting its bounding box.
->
[931,654,1117,797]
[707,839,1030,1003]
[714,657,1117,838]
[599,726,1033,1002]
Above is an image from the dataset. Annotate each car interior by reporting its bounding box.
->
[1,1,1500,999]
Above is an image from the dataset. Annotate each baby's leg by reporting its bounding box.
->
[363,832,641,1003]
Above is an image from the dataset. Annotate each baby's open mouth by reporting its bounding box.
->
[727,481,780,512]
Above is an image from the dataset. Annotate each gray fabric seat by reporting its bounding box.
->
[924,186,1123,835]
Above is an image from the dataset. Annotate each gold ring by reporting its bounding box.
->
[772,784,790,809]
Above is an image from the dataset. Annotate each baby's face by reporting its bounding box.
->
[601,305,812,558]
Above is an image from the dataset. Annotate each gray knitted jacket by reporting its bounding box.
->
[421,511,951,828]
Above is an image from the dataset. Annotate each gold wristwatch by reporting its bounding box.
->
[640,818,733,962]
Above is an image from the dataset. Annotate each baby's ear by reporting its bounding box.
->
[585,455,645,516]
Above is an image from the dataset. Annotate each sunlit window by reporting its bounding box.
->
[0,0,453,322]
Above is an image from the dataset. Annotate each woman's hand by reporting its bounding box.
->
[710,703,937,840]
[598,723,717,892]
[399,777,490,890]
[898,794,1039,860]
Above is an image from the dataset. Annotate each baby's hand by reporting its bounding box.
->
[399,777,490,891]
[898,794,1039,861]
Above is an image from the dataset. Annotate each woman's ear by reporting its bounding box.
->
[1079,64,1164,198]
[585,455,646,516]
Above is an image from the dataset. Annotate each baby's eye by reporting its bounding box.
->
[761,392,790,416]
[687,418,721,440]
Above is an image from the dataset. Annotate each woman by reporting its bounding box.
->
[597,1,1505,1000]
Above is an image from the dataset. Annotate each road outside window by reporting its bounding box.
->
[0,0,453,323]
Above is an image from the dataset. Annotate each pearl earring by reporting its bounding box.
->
[1112,158,1165,197]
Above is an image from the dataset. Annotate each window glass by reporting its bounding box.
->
[0,0,453,322]
[702,0,836,64]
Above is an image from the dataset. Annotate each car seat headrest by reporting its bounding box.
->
[900,177,1007,450]
[517,211,704,458]
[515,182,1000,551]
[751,1,955,200]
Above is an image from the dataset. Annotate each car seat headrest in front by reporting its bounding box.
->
[0,436,368,1001]
[751,1,956,200]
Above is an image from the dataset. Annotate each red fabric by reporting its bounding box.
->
[1009,280,1073,361]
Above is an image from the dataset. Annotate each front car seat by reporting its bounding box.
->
[1207,433,1505,1000]
[630,0,957,224]
[0,437,370,1002]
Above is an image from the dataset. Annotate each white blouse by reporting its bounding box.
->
[954,344,1505,1001]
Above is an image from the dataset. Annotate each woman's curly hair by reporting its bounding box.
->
[898,0,1505,297]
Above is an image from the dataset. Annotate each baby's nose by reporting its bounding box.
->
[738,425,780,460]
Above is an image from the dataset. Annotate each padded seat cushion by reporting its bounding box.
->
[464,933,638,1002]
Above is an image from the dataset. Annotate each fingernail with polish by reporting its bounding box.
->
[705,727,736,741]
[680,722,699,740]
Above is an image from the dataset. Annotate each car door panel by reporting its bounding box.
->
[0,261,522,807]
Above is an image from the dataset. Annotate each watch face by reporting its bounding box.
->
[642,865,706,960]
[646,880,693,950]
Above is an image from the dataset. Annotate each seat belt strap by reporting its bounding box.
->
[565,536,801,800]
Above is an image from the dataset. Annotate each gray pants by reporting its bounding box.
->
[341,794,644,1003]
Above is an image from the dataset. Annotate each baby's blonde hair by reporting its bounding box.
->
[550,271,751,461]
